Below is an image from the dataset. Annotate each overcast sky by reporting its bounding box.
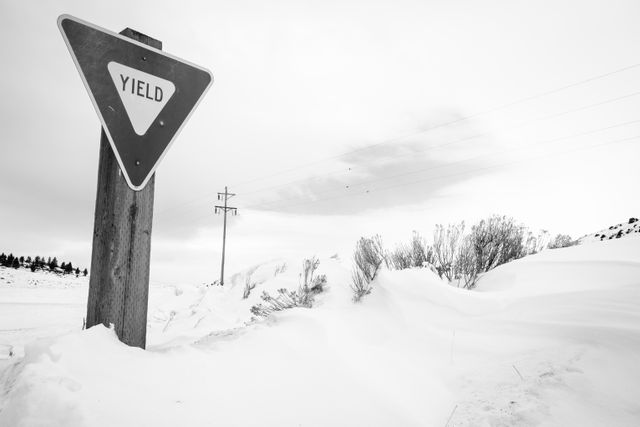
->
[1,0,640,284]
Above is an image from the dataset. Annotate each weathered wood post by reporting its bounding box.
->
[58,16,213,350]
[85,29,161,349]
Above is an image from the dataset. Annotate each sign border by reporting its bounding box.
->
[57,14,214,191]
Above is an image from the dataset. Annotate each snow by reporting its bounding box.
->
[1,238,640,426]
[0,269,87,361]
[579,217,640,243]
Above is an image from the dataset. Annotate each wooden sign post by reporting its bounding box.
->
[85,29,159,349]
[58,16,213,349]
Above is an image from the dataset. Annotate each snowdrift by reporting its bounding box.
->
[1,239,640,426]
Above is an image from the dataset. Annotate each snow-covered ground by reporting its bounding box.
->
[1,237,640,426]
[579,217,640,242]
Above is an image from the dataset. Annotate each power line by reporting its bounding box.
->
[171,130,639,229]
[238,118,640,210]
[229,61,640,188]
[156,86,640,221]
[233,89,640,199]
[248,134,640,213]
[155,61,640,217]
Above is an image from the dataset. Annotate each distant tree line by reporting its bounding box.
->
[0,252,88,277]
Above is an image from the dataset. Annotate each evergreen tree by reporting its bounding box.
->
[61,262,67,271]
[26,256,32,264]
[65,262,73,274]
[75,267,80,276]
[19,256,24,264]
[11,257,19,269]
[49,257,58,271]
[30,263,37,272]
[83,268,88,277]
[7,254,14,268]
[0,253,6,266]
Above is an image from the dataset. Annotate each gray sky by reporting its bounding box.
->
[1,0,640,283]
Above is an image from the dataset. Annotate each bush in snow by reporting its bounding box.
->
[351,235,386,302]
[388,231,433,271]
[388,244,413,270]
[547,234,577,249]
[452,236,480,289]
[299,257,327,294]
[430,223,465,281]
[467,215,526,273]
[408,231,431,267]
[243,275,258,299]
[426,216,542,288]
[242,266,260,299]
[250,257,326,318]
[523,229,550,255]
[428,223,481,289]
[273,262,287,276]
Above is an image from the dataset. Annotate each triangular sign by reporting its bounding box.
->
[57,15,213,191]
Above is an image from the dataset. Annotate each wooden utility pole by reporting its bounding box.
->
[85,28,161,349]
[215,187,237,286]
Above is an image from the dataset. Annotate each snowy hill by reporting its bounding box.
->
[1,239,640,426]
[579,216,640,243]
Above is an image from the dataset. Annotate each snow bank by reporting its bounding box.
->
[1,240,640,426]
[1,306,452,426]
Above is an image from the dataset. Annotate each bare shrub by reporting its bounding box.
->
[428,216,531,288]
[409,231,432,267]
[242,266,260,299]
[388,231,433,270]
[242,276,257,299]
[468,215,526,273]
[351,269,371,302]
[453,236,479,289]
[388,244,413,270]
[390,216,561,290]
[351,235,386,302]
[250,257,326,318]
[274,262,287,276]
[430,223,465,281]
[250,289,309,317]
[547,234,577,249]
[523,230,550,255]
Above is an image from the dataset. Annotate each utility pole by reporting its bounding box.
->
[215,187,237,286]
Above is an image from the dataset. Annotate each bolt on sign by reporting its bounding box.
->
[57,15,213,190]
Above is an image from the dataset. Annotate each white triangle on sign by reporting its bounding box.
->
[107,61,176,136]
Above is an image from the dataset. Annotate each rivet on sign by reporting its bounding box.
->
[135,160,141,166]
[142,56,147,61]
[159,120,165,127]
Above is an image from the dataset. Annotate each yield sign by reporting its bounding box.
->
[57,15,213,191]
